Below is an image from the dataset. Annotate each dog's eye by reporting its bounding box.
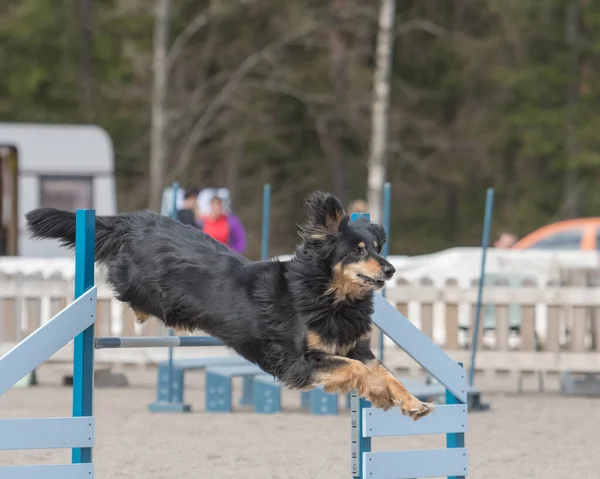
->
[354,245,365,254]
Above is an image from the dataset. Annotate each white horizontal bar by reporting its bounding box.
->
[363,404,467,437]
[95,336,223,348]
[363,448,468,478]
[0,287,97,396]
[373,292,468,402]
[0,464,94,479]
[0,417,94,450]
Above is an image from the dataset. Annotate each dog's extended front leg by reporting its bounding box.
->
[309,354,395,410]
[348,339,434,421]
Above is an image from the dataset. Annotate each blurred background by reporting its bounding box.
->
[3,0,600,258]
[3,3,600,477]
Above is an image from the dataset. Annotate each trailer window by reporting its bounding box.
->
[40,176,93,211]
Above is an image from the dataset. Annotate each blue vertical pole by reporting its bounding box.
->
[239,183,272,406]
[167,182,179,403]
[468,188,494,386]
[261,184,271,261]
[379,182,391,362]
[446,362,466,479]
[351,212,371,478]
[72,209,96,464]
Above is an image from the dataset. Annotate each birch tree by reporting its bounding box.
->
[148,0,171,212]
[367,0,396,224]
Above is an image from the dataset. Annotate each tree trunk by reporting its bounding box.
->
[328,0,348,204]
[367,0,396,224]
[79,0,94,122]
[148,0,171,212]
[563,0,579,219]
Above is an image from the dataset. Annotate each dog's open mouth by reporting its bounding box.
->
[357,274,385,288]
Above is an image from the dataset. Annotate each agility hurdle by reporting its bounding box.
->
[350,212,468,479]
[0,208,468,478]
[0,209,97,477]
[0,208,245,477]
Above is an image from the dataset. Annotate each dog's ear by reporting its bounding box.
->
[299,191,346,240]
[368,223,387,253]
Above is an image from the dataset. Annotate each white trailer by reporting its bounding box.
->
[0,123,117,257]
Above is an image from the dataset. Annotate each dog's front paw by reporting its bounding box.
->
[395,394,434,421]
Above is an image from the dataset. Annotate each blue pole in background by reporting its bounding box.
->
[379,182,392,362]
[72,209,96,464]
[261,184,271,261]
[239,183,272,407]
[468,187,494,387]
[167,182,179,402]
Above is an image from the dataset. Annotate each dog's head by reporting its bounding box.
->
[298,191,395,302]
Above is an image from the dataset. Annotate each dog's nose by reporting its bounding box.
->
[382,263,396,280]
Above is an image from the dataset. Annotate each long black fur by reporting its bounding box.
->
[25,192,395,392]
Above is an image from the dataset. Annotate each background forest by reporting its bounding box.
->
[2,0,599,258]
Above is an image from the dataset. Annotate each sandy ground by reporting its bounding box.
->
[1,365,599,479]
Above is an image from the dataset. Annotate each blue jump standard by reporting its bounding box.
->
[148,356,254,413]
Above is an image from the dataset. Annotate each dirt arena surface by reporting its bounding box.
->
[1,365,598,479]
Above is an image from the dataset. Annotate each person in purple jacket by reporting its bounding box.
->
[200,196,247,255]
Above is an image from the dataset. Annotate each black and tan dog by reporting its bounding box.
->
[26,192,433,419]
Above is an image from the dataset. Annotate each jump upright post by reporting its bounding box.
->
[469,187,495,387]
[350,212,469,479]
[165,181,181,410]
[378,182,391,362]
[261,183,271,261]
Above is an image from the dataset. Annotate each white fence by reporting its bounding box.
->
[1,251,600,378]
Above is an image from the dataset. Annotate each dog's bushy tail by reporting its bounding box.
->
[25,207,122,262]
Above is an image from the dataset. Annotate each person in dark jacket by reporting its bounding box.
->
[176,188,202,228]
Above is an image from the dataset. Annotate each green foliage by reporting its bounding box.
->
[2,0,600,257]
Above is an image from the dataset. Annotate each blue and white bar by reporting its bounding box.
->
[363,448,468,479]
[362,404,467,437]
[0,417,94,450]
[0,287,97,397]
[94,336,224,349]
[0,464,94,479]
[372,292,468,403]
